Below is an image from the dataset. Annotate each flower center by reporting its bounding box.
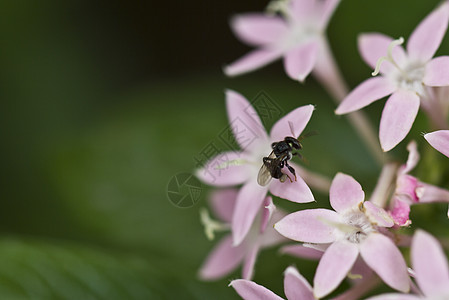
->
[372,37,425,95]
[339,206,376,244]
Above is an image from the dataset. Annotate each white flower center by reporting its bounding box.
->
[372,37,425,95]
[338,206,376,244]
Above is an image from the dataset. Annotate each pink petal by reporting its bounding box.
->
[423,56,449,86]
[270,104,314,141]
[335,77,396,115]
[209,189,238,223]
[289,0,316,22]
[284,266,315,300]
[364,201,394,227]
[407,2,449,62]
[412,230,449,297]
[230,279,283,300]
[360,233,410,293]
[231,14,288,46]
[317,0,341,29]
[224,48,283,77]
[260,197,275,234]
[313,241,359,299]
[366,294,420,300]
[260,208,288,248]
[225,90,269,152]
[283,41,319,82]
[280,244,324,260]
[269,172,314,203]
[232,182,268,246]
[329,173,365,213]
[274,209,339,243]
[199,235,245,280]
[358,33,406,73]
[242,244,260,280]
[424,130,449,158]
[402,141,420,174]
[196,151,250,186]
[389,196,411,226]
[379,90,420,152]
[418,182,449,203]
[396,175,419,202]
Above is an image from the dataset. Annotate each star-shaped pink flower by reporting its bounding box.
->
[230,266,315,300]
[199,190,285,281]
[196,90,315,246]
[275,173,410,298]
[225,0,340,82]
[389,141,449,226]
[425,130,449,158]
[367,230,449,300]
[336,2,449,151]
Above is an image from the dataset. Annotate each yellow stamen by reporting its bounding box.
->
[199,208,230,240]
[372,37,404,76]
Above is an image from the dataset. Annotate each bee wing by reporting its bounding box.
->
[257,152,275,186]
[257,164,272,186]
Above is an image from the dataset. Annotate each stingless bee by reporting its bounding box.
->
[257,131,316,186]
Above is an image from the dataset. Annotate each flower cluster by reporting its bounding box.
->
[194,0,449,299]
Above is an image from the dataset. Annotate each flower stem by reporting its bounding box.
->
[421,87,449,130]
[313,38,386,166]
[369,162,399,208]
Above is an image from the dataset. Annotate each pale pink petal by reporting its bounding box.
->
[360,233,410,292]
[365,294,421,300]
[280,244,323,260]
[329,173,365,213]
[289,0,316,22]
[230,279,283,300]
[242,244,260,280]
[231,14,289,46]
[423,56,449,86]
[389,196,411,226]
[335,77,396,115]
[407,2,449,62]
[199,235,245,280]
[196,151,250,186]
[396,175,419,202]
[260,197,275,234]
[402,141,420,174]
[350,257,374,282]
[364,201,394,227]
[260,208,289,247]
[418,182,449,203]
[283,41,319,82]
[274,209,339,243]
[232,182,268,246]
[424,130,449,157]
[225,90,269,152]
[224,49,283,77]
[317,0,341,29]
[210,189,238,223]
[412,230,449,297]
[313,241,359,299]
[269,173,314,203]
[270,104,314,141]
[284,266,314,300]
[379,90,420,152]
[358,33,406,73]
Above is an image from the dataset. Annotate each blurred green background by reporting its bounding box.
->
[1,0,449,299]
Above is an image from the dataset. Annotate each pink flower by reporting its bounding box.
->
[424,130,449,158]
[367,230,449,300]
[389,141,449,226]
[225,0,340,82]
[199,189,285,281]
[336,2,449,151]
[274,173,409,298]
[230,266,315,300]
[196,90,315,246]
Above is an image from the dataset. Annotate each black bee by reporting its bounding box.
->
[257,132,316,186]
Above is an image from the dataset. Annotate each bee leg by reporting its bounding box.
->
[280,173,293,183]
[285,161,297,181]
